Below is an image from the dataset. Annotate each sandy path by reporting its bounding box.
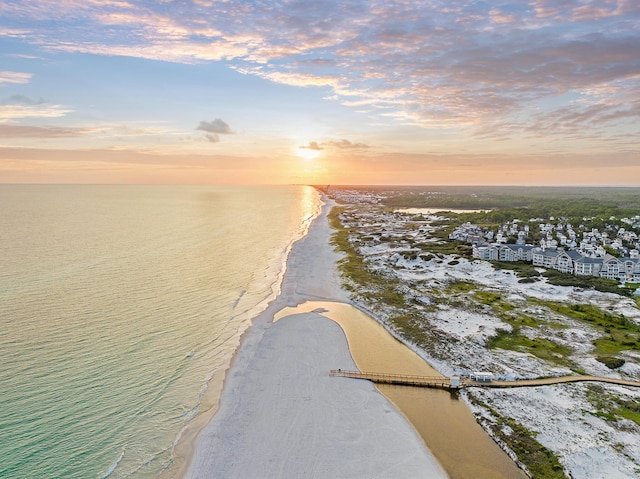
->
[184,195,447,478]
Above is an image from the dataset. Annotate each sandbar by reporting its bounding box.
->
[183,195,447,478]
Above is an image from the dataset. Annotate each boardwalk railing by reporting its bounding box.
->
[330,370,460,390]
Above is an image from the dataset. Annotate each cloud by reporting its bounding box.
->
[489,9,517,24]
[0,71,32,85]
[326,139,370,149]
[2,94,44,105]
[0,103,72,121]
[0,27,31,37]
[299,141,323,151]
[240,69,341,88]
[196,118,234,143]
[300,139,370,150]
[196,119,233,134]
[4,0,640,144]
[0,124,90,138]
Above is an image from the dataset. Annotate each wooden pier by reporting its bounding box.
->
[330,370,462,391]
[330,369,640,391]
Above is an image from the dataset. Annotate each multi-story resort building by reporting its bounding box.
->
[453,220,640,283]
[471,243,640,282]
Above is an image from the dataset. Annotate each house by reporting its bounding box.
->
[450,222,485,242]
[500,244,534,262]
[600,255,624,280]
[555,251,574,274]
[472,243,533,262]
[573,256,604,276]
[532,247,561,268]
[470,372,494,382]
[463,221,639,284]
[596,254,640,281]
[621,257,640,282]
[473,243,499,260]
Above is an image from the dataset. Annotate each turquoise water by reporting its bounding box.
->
[0,185,320,478]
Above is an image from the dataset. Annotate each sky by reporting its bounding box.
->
[1,0,639,185]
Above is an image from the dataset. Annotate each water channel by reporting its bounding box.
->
[275,301,527,479]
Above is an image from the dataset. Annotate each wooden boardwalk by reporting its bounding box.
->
[486,375,640,389]
[330,369,640,391]
[330,370,462,391]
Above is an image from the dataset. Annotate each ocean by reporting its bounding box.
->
[0,185,321,478]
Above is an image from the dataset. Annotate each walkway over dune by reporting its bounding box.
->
[330,370,455,390]
[487,375,640,389]
[330,370,640,391]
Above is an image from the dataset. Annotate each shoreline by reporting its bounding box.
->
[181,193,447,478]
[172,188,324,478]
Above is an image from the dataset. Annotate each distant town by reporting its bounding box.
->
[451,216,640,284]
[326,186,640,286]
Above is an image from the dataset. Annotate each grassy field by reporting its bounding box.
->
[488,331,575,368]
[587,384,640,427]
[437,284,576,368]
[533,300,640,359]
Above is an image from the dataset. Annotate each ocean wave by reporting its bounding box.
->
[232,290,246,309]
[101,449,125,479]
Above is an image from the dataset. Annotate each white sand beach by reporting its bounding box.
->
[184,196,447,478]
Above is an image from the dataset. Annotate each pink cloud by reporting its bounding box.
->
[0,71,32,84]
[489,9,517,24]
[4,0,640,143]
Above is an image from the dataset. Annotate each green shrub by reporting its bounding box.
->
[519,277,538,283]
[491,261,541,278]
[596,356,626,369]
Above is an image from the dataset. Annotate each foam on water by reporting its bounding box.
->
[102,449,125,479]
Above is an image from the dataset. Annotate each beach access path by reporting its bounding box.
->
[183,195,447,478]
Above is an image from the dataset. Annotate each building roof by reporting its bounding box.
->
[573,256,604,264]
[565,250,584,260]
[533,249,561,258]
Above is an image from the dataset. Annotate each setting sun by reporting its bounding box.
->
[296,146,321,162]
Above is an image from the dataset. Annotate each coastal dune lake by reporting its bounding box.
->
[0,185,320,478]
